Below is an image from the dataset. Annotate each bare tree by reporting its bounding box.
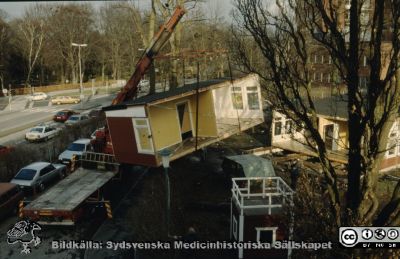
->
[0,10,10,92]
[47,4,94,84]
[232,0,400,231]
[16,4,48,91]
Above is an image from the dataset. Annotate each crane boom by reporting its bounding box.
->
[111,6,186,105]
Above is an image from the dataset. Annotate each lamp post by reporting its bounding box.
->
[159,148,172,237]
[71,43,87,105]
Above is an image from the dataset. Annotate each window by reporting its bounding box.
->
[387,139,397,156]
[132,118,154,154]
[274,118,282,136]
[320,73,323,82]
[256,227,278,243]
[285,120,293,134]
[314,54,317,64]
[246,86,260,110]
[329,56,332,64]
[232,216,238,239]
[321,55,324,64]
[363,56,368,67]
[231,87,243,109]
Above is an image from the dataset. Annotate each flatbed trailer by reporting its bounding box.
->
[22,167,117,225]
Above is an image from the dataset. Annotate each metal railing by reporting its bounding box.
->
[231,177,294,214]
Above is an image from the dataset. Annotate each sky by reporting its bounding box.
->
[0,0,235,22]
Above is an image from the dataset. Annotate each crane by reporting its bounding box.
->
[112,6,186,104]
[93,6,186,154]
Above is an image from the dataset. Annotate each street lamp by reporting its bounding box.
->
[71,43,87,104]
[159,148,172,237]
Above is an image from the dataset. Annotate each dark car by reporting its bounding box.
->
[88,109,104,119]
[53,110,76,122]
[0,183,24,219]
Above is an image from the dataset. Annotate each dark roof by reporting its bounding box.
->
[103,78,231,111]
[313,95,348,119]
[128,78,231,105]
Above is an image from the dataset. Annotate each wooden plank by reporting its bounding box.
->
[272,140,347,164]
[24,168,116,212]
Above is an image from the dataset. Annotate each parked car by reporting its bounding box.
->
[139,79,150,92]
[0,145,14,156]
[25,125,60,142]
[88,109,104,119]
[0,183,24,219]
[10,162,66,191]
[53,110,77,122]
[51,96,80,105]
[28,92,48,101]
[58,139,92,164]
[65,114,90,126]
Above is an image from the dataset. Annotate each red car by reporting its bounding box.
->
[53,110,77,122]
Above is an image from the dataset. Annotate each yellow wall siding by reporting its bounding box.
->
[318,116,348,151]
[189,91,218,137]
[148,103,181,151]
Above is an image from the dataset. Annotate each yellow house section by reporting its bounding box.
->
[318,116,348,151]
[147,90,218,151]
[147,102,181,151]
[189,91,218,137]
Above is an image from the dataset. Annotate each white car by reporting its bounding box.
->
[28,92,48,101]
[58,139,92,164]
[25,125,60,142]
[139,79,150,92]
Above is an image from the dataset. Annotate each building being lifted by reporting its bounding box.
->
[103,74,264,167]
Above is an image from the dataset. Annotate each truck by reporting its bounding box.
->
[20,153,118,225]
[19,6,186,225]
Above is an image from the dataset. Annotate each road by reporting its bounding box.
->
[0,94,115,146]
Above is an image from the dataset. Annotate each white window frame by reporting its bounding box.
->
[387,122,399,158]
[232,216,238,239]
[231,86,244,110]
[132,118,154,154]
[255,227,278,244]
[246,86,260,110]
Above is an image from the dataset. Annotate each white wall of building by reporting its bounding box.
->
[212,74,263,119]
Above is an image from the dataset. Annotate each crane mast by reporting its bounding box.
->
[111,6,186,105]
